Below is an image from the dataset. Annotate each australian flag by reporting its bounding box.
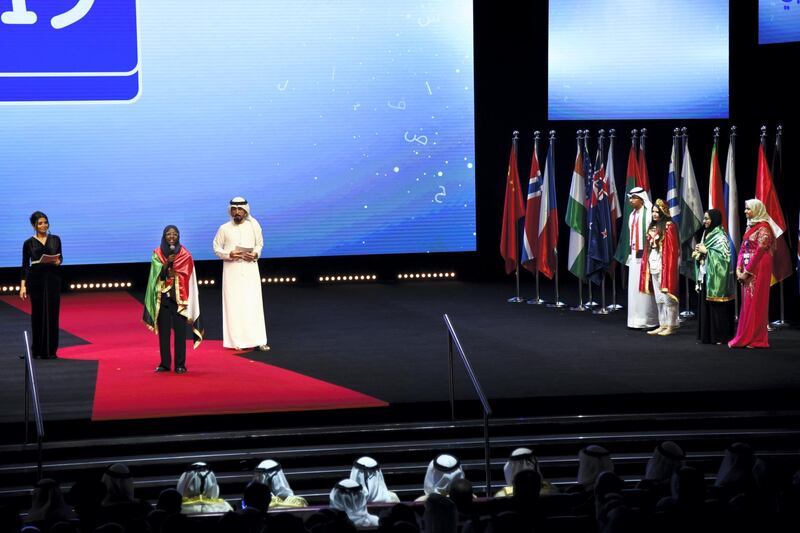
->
[587,139,614,285]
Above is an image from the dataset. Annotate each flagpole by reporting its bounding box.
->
[550,248,566,308]
[528,130,547,305]
[729,126,739,321]
[508,130,525,303]
[769,125,789,329]
[546,130,566,308]
[606,130,623,312]
[583,130,599,309]
[679,126,696,320]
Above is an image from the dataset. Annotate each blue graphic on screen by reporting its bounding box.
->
[0,0,140,102]
[759,0,800,44]
[548,0,729,120]
[0,1,476,266]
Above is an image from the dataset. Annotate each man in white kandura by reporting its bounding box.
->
[213,197,270,351]
[625,187,658,329]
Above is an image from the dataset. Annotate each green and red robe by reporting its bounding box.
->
[143,247,203,348]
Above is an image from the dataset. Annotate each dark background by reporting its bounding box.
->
[2,1,797,317]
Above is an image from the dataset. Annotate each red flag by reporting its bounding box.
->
[755,142,792,283]
[708,139,726,231]
[501,138,525,274]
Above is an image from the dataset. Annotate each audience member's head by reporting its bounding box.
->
[644,441,685,481]
[577,445,613,488]
[380,503,419,531]
[329,478,378,528]
[423,493,457,533]
[671,466,706,506]
[49,522,78,533]
[252,459,294,499]
[512,469,542,504]
[448,477,474,515]
[27,478,71,524]
[599,504,644,533]
[503,448,540,487]
[156,488,182,515]
[350,456,396,503]
[715,442,756,494]
[177,462,221,501]
[595,471,624,502]
[66,479,106,513]
[423,454,465,496]
[102,463,135,504]
[242,481,271,512]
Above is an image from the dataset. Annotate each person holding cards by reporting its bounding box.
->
[20,211,63,359]
[213,197,270,351]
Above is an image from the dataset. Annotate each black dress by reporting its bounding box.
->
[22,235,62,358]
[696,285,735,345]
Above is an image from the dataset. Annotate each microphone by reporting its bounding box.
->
[168,244,176,265]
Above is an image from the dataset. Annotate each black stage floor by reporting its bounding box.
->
[1,280,799,437]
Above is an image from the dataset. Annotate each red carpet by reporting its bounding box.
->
[1,293,386,421]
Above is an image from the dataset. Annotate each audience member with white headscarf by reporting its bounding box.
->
[416,454,465,501]
[495,447,557,497]
[177,462,233,514]
[252,459,308,508]
[350,456,400,503]
[329,478,379,528]
[576,445,614,489]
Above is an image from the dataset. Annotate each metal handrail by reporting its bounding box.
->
[443,314,492,496]
[23,331,45,480]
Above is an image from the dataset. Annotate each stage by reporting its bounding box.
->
[2,280,799,434]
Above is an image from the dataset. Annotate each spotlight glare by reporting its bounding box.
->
[291,277,296,282]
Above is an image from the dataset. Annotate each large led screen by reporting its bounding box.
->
[548,0,729,120]
[0,0,476,267]
[759,0,800,44]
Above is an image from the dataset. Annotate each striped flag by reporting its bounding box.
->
[724,131,740,273]
[679,136,703,279]
[566,138,588,280]
[607,133,622,241]
[666,134,681,224]
[613,139,639,264]
[536,137,559,279]
[521,139,542,271]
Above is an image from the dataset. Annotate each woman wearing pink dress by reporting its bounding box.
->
[728,199,774,348]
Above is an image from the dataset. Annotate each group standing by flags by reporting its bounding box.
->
[499,125,794,349]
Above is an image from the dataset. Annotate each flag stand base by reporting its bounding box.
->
[606,304,623,312]
[679,310,696,320]
[570,305,588,312]
[585,300,599,309]
[547,301,567,308]
[526,298,547,305]
[593,308,610,315]
[769,319,789,330]
[507,296,526,303]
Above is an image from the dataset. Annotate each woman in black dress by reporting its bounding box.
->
[20,211,62,359]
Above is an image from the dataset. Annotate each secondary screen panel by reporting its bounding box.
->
[548,0,729,120]
[759,0,800,44]
[0,0,476,266]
